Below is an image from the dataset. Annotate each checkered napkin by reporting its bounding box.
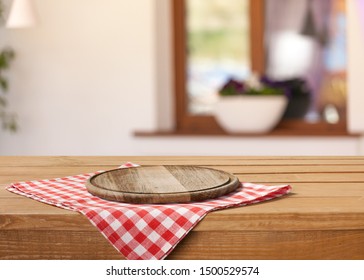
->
[7,163,292,260]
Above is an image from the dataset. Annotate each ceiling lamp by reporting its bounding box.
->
[6,0,38,28]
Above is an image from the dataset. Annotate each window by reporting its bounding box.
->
[172,0,349,135]
[186,0,254,115]
[173,0,264,133]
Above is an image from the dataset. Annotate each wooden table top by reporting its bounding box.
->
[1,156,364,260]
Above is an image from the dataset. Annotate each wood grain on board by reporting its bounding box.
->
[86,165,239,203]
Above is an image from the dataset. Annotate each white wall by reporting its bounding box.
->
[0,0,362,156]
[0,0,158,155]
[347,0,364,133]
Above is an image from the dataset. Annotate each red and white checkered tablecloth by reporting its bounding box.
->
[7,163,292,260]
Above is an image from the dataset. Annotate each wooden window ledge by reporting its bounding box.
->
[134,120,360,137]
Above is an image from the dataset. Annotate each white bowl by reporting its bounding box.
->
[214,95,288,133]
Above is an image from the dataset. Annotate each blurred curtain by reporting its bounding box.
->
[358,0,364,34]
[265,0,332,115]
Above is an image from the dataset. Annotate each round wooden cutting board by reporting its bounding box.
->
[86,165,240,204]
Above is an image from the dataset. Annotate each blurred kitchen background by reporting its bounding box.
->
[0,0,364,156]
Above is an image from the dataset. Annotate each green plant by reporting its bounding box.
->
[0,1,17,132]
[219,75,284,97]
[0,48,16,131]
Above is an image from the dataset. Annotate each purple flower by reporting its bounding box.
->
[219,79,245,96]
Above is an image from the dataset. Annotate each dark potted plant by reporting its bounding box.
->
[261,76,312,119]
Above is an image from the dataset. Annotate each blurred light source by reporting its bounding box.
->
[266,31,315,80]
[6,0,38,28]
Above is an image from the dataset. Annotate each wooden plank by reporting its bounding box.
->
[81,179,362,199]
[0,198,77,215]
[3,180,364,199]
[0,170,103,185]
[2,210,363,232]
[0,230,123,260]
[236,173,364,183]
[168,230,364,260]
[2,197,364,231]
[210,165,364,174]
[281,182,364,197]
[124,159,364,166]
[2,168,364,185]
[2,173,364,185]
[197,212,364,231]
[0,166,107,177]
[1,156,364,167]
[0,213,90,231]
[3,194,364,215]
[0,185,20,198]
[1,228,363,260]
[4,182,363,203]
[2,164,364,177]
[218,197,364,215]
[8,181,364,199]
[3,179,364,214]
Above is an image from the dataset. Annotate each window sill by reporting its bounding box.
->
[134,120,360,138]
